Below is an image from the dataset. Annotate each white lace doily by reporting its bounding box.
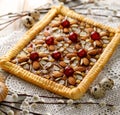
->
[0,2,120,115]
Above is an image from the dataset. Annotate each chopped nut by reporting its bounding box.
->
[59,61,67,67]
[32,61,40,70]
[76,79,81,84]
[82,58,89,66]
[85,28,94,33]
[68,77,76,85]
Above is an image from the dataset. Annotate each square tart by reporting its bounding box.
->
[0,5,120,99]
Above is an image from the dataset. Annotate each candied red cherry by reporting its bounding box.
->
[64,66,74,77]
[30,52,39,61]
[91,31,101,40]
[69,32,78,43]
[45,36,54,45]
[61,19,70,28]
[52,51,61,60]
[77,49,87,58]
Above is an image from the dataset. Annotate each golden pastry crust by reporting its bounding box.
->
[0,5,120,99]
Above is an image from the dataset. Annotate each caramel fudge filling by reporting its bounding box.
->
[11,14,114,88]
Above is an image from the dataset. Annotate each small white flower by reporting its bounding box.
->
[22,109,29,114]
[7,110,14,115]
[32,94,40,102]
[22,101,29,107]
[67,99,74,105]
[31,102,37,109]
[88,98,95,103]
[12,93,18,101]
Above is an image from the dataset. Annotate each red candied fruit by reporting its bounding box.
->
[91,31,101,40]
[45,36,54,45]
[77,49,87,58]
[61,19,70,28]
[69,32,78,43]
[64,66,74,77]
[30,52,39,61]
[52,51,61,60]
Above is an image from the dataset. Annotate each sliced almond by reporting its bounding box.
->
[100,31,108,37]
[68,77,76,86]
[74,66,86,72]
[32,61,40,70]
[52,71,63,78]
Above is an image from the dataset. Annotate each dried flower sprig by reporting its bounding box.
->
[0,1,119,31]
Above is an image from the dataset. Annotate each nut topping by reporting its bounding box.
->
[18,56,29,63]
[87,49,102,56]
[68,77,76,85]
[52,71,63,78]
[82,57,90,66]
[32,61,40,70]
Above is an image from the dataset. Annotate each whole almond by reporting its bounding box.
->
[88,49,102,56]
[63,28,69,33]
[50,23,60,27]
[27,47,33,53]
[59,61,67,67]
[52,71,63,78]
[75,44,81,50]
[83,58,89,66]
[48,45,55,51]
[56,37,64,42]
[66,53,77,58]
[39,52,48,57]
[100,31,108,37]
[32,61,40,70]
[18,56,29,63]
[94,40,103,47]
[34,40,44,44]
[68,77,76,85]
[43,31,50,37]
[74,66,86,72]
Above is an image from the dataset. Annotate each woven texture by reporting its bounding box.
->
[0,2,120,115]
